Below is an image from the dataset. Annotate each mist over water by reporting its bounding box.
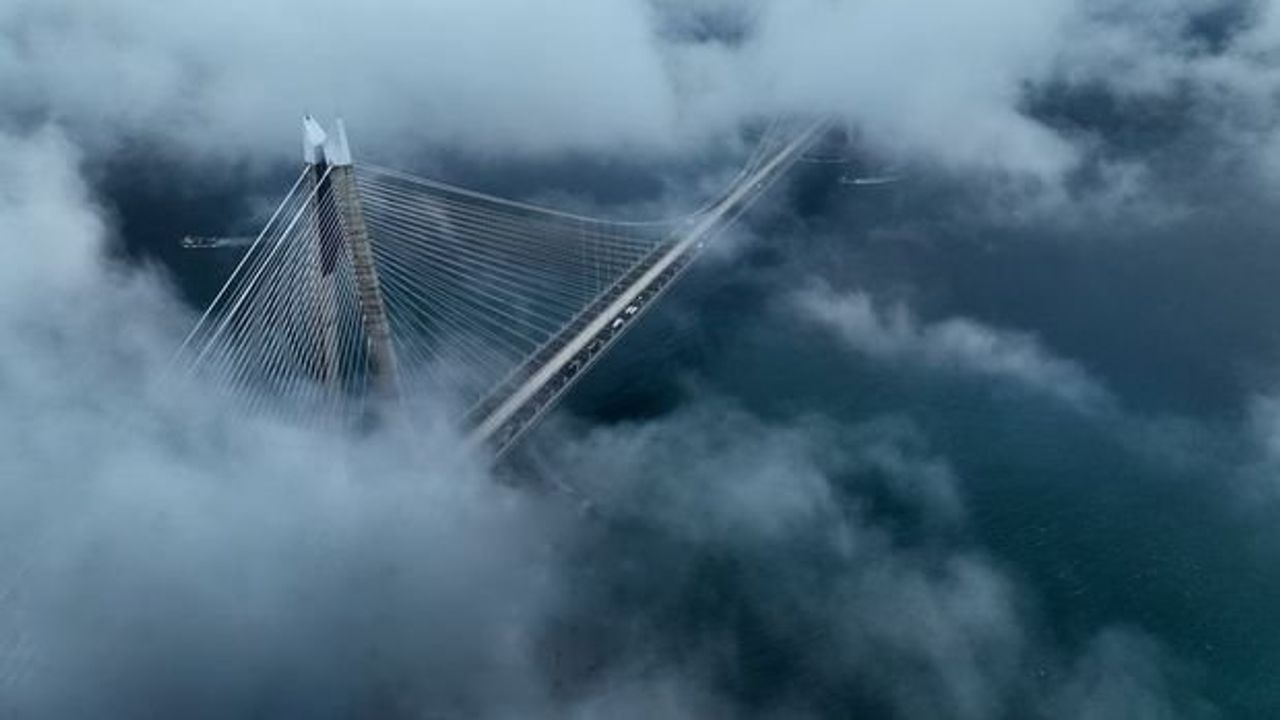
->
[5,1,1280,718]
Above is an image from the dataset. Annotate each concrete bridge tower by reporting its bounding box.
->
[302,117,400,399]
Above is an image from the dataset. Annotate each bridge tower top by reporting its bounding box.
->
[302,115,353,167]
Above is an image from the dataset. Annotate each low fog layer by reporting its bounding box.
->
[1,0,1277,185]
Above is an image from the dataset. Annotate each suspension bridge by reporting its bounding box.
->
[173,117,825,457]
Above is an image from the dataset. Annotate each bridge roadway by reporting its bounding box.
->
[465,121,827,457]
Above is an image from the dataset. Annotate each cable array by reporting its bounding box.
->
[173,167,378,427]
[173,117,821,431]
[355,164,672,410]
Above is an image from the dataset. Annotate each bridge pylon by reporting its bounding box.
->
[178,116,820,451]
[302,117,401,403]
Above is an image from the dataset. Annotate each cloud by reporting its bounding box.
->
[538,399,1205,719]
[794,285,1112,412]
[743,0,1079,177]
[0,130,103,299]
[1,0,1273,227]
[1,0,681,161]
[6,0,1256,184]
[1042,629,1216,720]
[1233,395,1280,504]
[1051,0,1280,186]
[0,127,568,717]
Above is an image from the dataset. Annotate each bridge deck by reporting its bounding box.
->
[467,122,826,456]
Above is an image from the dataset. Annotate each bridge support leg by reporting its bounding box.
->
[305,117,401,406]
[331,164,401,399]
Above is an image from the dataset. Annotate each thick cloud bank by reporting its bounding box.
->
[2,0,1276,186]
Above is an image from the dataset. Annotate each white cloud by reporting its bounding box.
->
[0,130,103,300]
[1057,0,1280,185]
[543,403,1025,718]
[541,400,1199,719]
[743,0,1079,177]
[0,128,564,716]
[2,0,1274,202]
[0,0,1131,182]
[795,285,1112,411]
[1,0,681,161]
